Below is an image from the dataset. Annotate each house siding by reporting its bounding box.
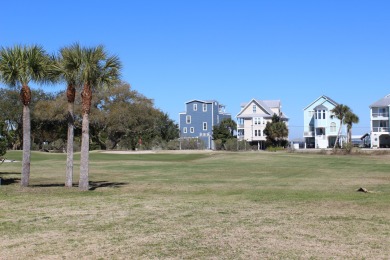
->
[369,94,390,148]
[179,100,231,149]
[303,95,345,148]
[236,99,288,148]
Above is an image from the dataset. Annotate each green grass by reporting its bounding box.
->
[1,150,390,259]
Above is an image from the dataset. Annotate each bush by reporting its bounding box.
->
[180,138,204,150]
[214,139,223,150]
[342,142,354,154]
[224,139,236,151]
[0,136,6,158]
[166,139,180,150]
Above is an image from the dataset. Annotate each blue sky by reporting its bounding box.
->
[1,0,390,139]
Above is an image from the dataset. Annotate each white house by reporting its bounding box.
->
[370,94,390,148]
[303,95,346,149]
[236,98,288,150]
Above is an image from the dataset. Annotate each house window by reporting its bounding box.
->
[323,110,326,119]
[330,122,336,132]
[253,105,257,113]
[203,122,207,130]
[190,127,194,133]
[254,130,258,136]
[186,115,191,124]
[380,121,388,127]
[317,110,322,119]
[193,104,197,111]
[254,117,261,125]
[183,127,187,133]
[203,104,207,112]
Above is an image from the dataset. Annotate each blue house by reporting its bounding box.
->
[303,95,346,148]
[179,100,231,149]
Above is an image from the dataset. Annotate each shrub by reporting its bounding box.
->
[214,139,223,150]
[180,138,204,150]
[224,139,238,151]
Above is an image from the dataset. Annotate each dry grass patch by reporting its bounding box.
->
[1,150,390,259]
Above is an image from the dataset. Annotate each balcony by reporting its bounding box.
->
[372,127,389,133]
[304,131,314,137]
[372,112,389,118]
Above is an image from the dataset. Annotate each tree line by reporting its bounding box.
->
[0,44,178,190]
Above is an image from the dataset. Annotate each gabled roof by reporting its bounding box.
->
[314,104,328,110]
[263,100,280,108]
[185,99,216,104]
[236,98,278,118]
[370,94,390,107]
[303,95,338,110]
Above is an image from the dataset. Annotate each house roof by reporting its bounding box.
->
[185,99,216,104]
[263,100,281,108]
[314,104,328,110]
[303,95,339,110]
[237,98,284,118]
[370,94,390,107]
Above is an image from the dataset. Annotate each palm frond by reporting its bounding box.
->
[0,44,54,87]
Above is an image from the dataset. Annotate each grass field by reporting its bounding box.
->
[1,150,390,259]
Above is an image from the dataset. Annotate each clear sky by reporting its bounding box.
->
[1,0,390,139]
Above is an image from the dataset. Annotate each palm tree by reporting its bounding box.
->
[0,45,53,187]
[344,111,359,143]
[78,46,121,191]
[331,104,350,149]
[52,43,83,187]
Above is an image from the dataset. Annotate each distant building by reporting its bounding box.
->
[303,95,346,149]
[179,100,231,149]
[236,98,288,150]
[351,134,370,148]
[370,94,390,148]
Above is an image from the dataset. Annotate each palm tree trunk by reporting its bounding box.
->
[348,126,352,143]
[21,104,31,187]
[65,85,76,187]
[20,85,32,187]
[65,103,75,187]
[79,112,90,190]
[333,120,343,149]
[79,83,92,191]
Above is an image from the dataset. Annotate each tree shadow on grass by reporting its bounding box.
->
[30,183,65,188]
[89,181,128,190]
[0,177,20,185]
[30,181,128,190]
[0,172,20,185]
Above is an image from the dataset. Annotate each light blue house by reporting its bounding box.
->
[370,94,390,148]
[303,95,346,148]
[179,100,231,149]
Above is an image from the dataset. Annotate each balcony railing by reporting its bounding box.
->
[304,131,314,137]
[372,127,389,132]
[372,112,389,118]
[315,135,326,140]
